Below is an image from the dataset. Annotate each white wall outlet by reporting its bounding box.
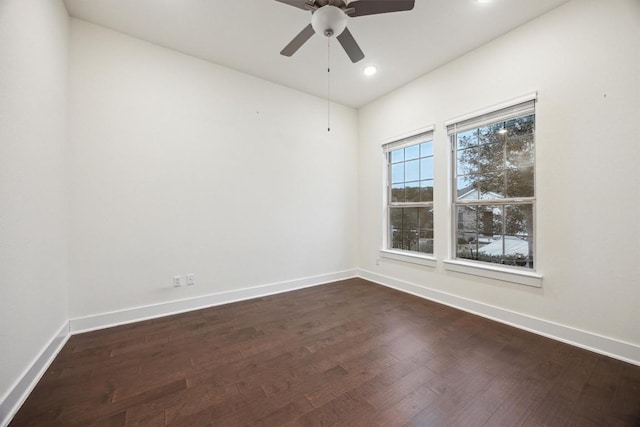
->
[186,274,195,286]
[173,275,182,287]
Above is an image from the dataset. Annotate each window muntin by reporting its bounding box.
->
[384,132,434,255]
[449,100,535,269]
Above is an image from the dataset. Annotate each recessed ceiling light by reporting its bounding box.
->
[477,0,492,3]
[363,65,377,76]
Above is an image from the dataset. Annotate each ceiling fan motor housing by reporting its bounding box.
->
[311,5,347,37]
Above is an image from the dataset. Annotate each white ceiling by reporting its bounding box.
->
[63,0,569,108]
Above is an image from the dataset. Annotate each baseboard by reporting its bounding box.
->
[357,269,640,366]
[69,269,358,333]
[0,321,70,427]
[1,270,357,427]
[4,268,635,427]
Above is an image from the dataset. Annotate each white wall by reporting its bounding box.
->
[358,0,640,349]
[68,20,358,319]
[0,0,69,411]
[2,1,638,418]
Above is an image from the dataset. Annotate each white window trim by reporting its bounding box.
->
[381,125,436,263]
[444,259,542,287]
[380,249,437,268]
[446,93,542,286]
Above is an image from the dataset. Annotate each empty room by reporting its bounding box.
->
[1,0,639,425]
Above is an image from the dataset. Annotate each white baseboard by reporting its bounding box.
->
[1,270,357,427]
[69,270,358,333]
[3,268,637,427]
[357,269,640,367]
[0,322,70,427]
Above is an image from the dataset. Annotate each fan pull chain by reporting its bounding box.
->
[327,37,331,132]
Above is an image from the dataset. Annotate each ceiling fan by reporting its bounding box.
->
[276,0,415,63]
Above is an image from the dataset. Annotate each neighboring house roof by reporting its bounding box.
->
[479,236,529,256]
[457,185,503,201]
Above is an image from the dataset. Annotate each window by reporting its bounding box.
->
[449,99,536,269]
[383,130,434,256]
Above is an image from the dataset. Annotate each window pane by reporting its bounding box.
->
[505,204,533,236]
[391,183,405,203]
[420,157,434,180]
[456,205,477,234]
[455,204,534,268]
[457,175,478,200]
[507,114,535,137]
[391,149,404,164]
[405,159,420,182]
[420,180,434,202]
[405,145,420,161]
[418,207,434,254]
[456,205,480,261]
[502,236,533,267]
[476,235,533,268]
[390,207,432,253]
[418,207,433,229]
[457,147,479,175]
[405,181,420,203]
[402,208,419,251]
[477,142,504,173]
[456,234,478,261]
[479,171,505,199]
[478,205,503,237]
[420,141,433,157]
[478,124,500,145]
[391,163,404,184]
[506,167,534,197]
[390,208,403,250]
[457,129,478,149]
[506,136,534,168]
[476,236,504,263]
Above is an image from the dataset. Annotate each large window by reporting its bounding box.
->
[449,99,536,269]
[384,131,434,255]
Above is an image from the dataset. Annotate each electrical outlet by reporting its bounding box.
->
[173,275,182,287]
[186,274,195,286]
[376,259,380,266]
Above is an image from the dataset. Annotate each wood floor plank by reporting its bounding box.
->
[9,278,640,426]
[409,362,495,426]
[289,391,376,427]
[304,352,399,408]
[375,384,439,427]
[359,364,438,412]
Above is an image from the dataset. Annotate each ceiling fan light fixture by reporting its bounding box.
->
[311,5,348,38]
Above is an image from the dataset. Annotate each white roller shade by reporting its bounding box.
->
[382,129,434,153]
[446,94,536,135]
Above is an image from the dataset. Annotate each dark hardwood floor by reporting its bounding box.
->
[10,278,640,426]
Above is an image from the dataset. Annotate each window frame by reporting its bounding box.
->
[381,127,436,267]
[445,93,542,287]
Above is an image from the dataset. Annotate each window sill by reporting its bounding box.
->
[443,259,542,287]
[380,249,437,268]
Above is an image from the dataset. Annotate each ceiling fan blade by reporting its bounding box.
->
[348,0,415,17]
[281,24,315,57]
[274,0,311,11]
[337,27,365,63]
